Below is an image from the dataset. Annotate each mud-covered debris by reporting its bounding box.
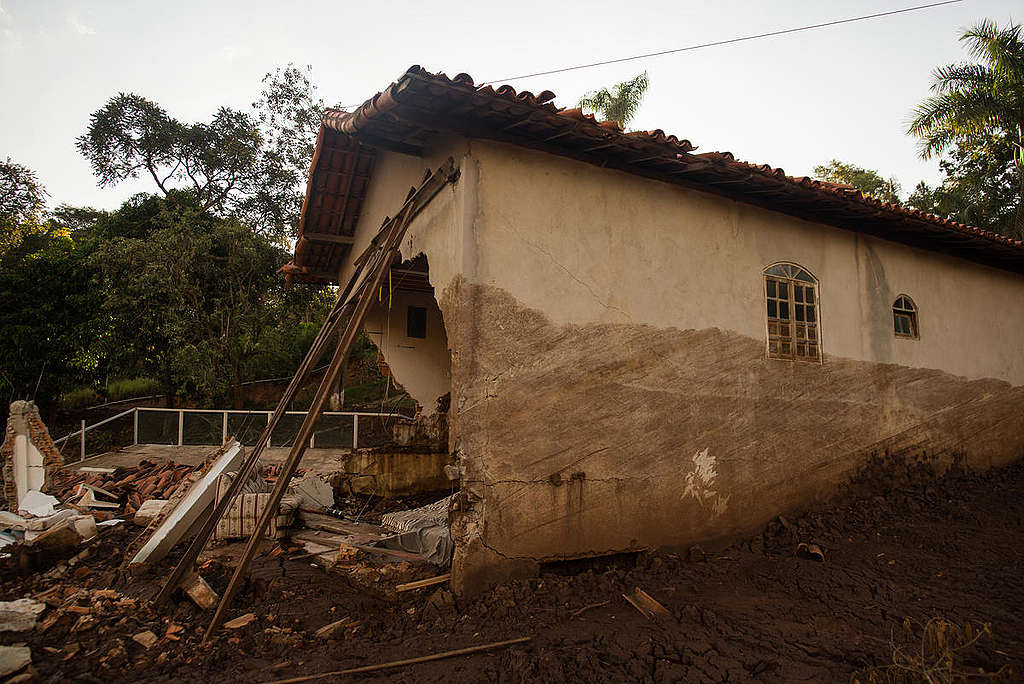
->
[132,631,158,649]
[795,542,826,562]
[223,613,257,630]
[0,599,45,632]
[0,645,31,677]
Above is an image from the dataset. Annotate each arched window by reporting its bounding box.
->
[764,263,821,362]
[892,295,918,339]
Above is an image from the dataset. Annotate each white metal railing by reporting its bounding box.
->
[54,406,403,461]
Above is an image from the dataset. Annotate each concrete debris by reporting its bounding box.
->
[0,599,46,632]
[133,499,169,527]
[129,441,245,566]
[183,574,218,611]
[17,490,59,518]
[0,645,31,678]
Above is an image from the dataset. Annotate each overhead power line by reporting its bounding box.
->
[479,0,964,85]
[337,0,963,108]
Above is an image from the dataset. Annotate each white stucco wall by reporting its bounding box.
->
[467,140,1024,386]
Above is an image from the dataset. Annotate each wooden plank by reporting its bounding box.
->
[266,637,532,683]
[302,232,355,246]
[396,573,451,592]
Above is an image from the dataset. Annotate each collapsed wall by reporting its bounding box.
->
[0,401,64,510]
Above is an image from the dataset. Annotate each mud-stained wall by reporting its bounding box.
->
[443,141,1024,594]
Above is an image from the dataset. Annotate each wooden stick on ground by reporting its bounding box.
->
[395,573,451,592]
[266,637,532,684]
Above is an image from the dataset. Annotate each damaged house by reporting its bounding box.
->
[283,66,1024,595]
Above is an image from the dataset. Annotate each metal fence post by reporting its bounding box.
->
[222,412,228,444]
[133,408,139,445]
[80,420,86,461]
[177,411,184,446]
[352,415,359,449]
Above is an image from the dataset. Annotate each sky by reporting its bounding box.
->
[1,0,1020,212]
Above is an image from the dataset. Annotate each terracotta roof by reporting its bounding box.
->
[286,66,1024,283]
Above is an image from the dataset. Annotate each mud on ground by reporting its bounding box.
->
[2,455,1022,682]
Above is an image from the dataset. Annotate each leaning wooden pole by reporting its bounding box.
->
[203,159,457,642]
[154,180,433,605]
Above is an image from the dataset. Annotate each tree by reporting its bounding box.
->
[813,160,903,205]
[88,192,329,406]
[578,72,649,129]
[0,164,100,411]
[76,64,331,239]
[906,133,1019,232]
[76,95,265,227]
[908,19,1024,236]
[240,64,332,238]
[1,158,50,254]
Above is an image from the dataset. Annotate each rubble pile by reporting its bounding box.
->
[51,461,197,517]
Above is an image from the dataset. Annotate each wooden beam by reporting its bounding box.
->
[302,232,355,246]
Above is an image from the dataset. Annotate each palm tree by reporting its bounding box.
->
[908,20,1024,235]
[578,72,649,129]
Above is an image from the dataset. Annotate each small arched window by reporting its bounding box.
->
[764,263,821,362]
[892,295,918,339]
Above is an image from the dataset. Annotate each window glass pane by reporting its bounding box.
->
[795,269,814,282]
[805,289,814,305]
[796,304,805,322]
[893,313,900,333]
[805,305,815,322]
[767,300,777,318]
[807,327,817,340]
[794,288,804,303]
[780,324,790,337]
[781,341,791,354]
[778,282,788,299]
[766,279,776,297]
[808,343,818,357]
[779,301,789,320]
[766,265,787,277]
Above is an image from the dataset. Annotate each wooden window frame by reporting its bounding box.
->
[892,294,919,339]
[763,262,822,363]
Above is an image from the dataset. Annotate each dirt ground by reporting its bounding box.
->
[2,454,1022,683]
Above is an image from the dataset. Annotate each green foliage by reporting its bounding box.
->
[107,377,161,401]
[1,158,50,255]
[88,193,329,406]
[0,185,102,410]
[76,95,266,230]
[813,160,903,205]
[907,134,1019,233]
[578,72,649,129]
[908,19,1024,235]
[77,65,330,240]
[243,64,331,238]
